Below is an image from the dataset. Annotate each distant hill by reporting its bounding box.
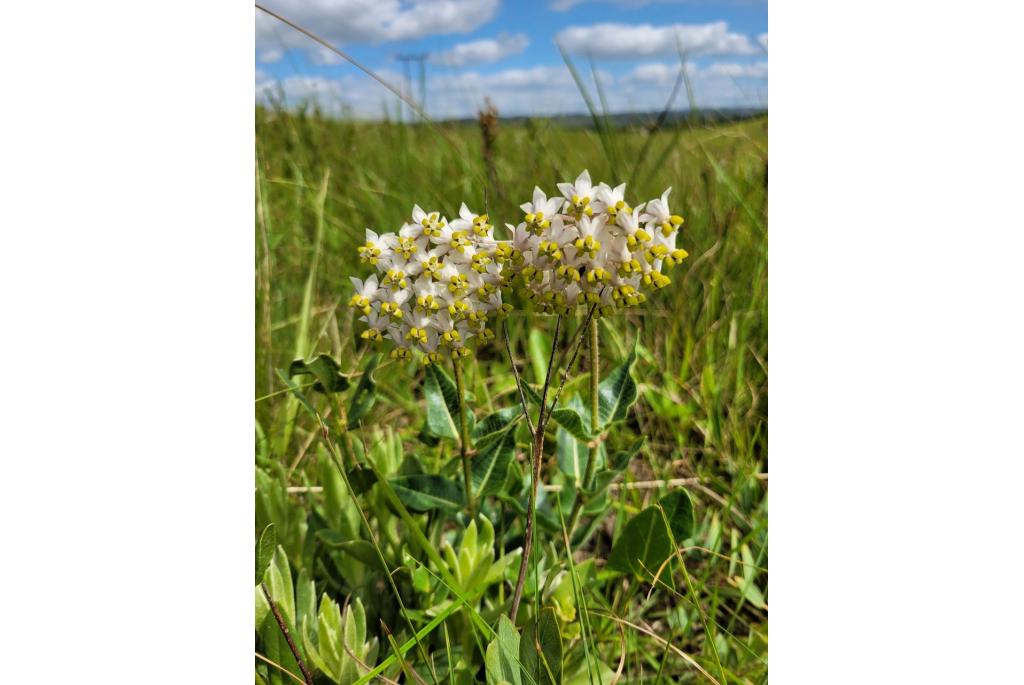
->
[445,108,767,128]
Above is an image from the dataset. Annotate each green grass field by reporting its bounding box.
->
[256,106,767,684]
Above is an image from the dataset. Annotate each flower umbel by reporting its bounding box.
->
[350,205,508,364]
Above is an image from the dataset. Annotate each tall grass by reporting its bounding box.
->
[256,103,768,682]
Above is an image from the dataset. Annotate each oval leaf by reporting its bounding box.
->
[607,489,694,581]
[390,474,466,512]
[472,425,517,498]
[597,345,638,428]
[485,615,523,685]
[424,363,459,440]
[256,524,276,585]
[474,406,524,446]
[520,607,562,685]
[549,393,593,442]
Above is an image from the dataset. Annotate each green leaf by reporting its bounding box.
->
[345,466,377,495]
[474,406,524,446]
[288,354,351,393]
[471,424,517,499]
[549,393,593,442]
[256,524,276,585]
[486,615,522,685]
[520,607,562,685]
[275,369,317,420]
[390,474,466,512]
[263,545,296,629]
[553,396,596,481]
[597,344,638,428]
[314,530,382,568]
[347,353,381,429]
[529,329,551,386]
[555,427,587,483]
[659,489,695,542]
[584,437,645,496]
[424,362,459,440]
[606,490,694,581]
[523,382,543,406]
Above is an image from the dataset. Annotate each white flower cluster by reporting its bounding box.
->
[506,170,688,315]
[348,204,512,364]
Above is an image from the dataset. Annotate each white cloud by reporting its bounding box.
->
[256,0,499,58]
[258,48,284,64]
[622,62,695,86]
[309,46,344,66]
[257,59,766,120]
[758,33,768,51]
[430,33,529,67]
[704,61,768,78]
[552,0,768,10]
[556,21,757,59]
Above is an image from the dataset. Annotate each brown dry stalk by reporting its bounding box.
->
[260,582,314,685]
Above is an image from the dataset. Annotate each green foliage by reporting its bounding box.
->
[549,394,593,443]
[520,607,563,685]
[596,343,638,428]
[440,516,520,596]
[303,596,379,685]
[256,524,276,584]
[390,474,466,512]
[485,616,522,685]
[256,108,768,684]
[471,422,518,498]
[474,406,524,446]
[347,353,380,429]
[607,490,695,580]
[288,354,351,393]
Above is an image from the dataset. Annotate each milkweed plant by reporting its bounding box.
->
[258,171,699,685]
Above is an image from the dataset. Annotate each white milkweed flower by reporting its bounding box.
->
[357,230,393,266]
[520,187,564,236]
[348,275,380,315]
[498,170,688,316]
[350,204,510,365]
[640,187,684,238]
[450,203,494,239]
[557,170,600,218]
[410,205,448,239]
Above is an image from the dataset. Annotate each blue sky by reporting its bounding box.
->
[256,0,767,119]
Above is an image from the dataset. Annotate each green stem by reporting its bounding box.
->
[567,317,600,534]
[452,357,475,517]
[584,317,600,489]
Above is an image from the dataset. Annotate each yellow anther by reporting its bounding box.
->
[666,248,689,267]
[390,347,410,360]
[671,215,683,226]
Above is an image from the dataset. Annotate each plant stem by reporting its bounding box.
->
[452,357,474,517]
[261,582,314,685]
[585,317,600,489]
[511,424,546,623]
[510,314,563,622]
[567,312,601,535]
